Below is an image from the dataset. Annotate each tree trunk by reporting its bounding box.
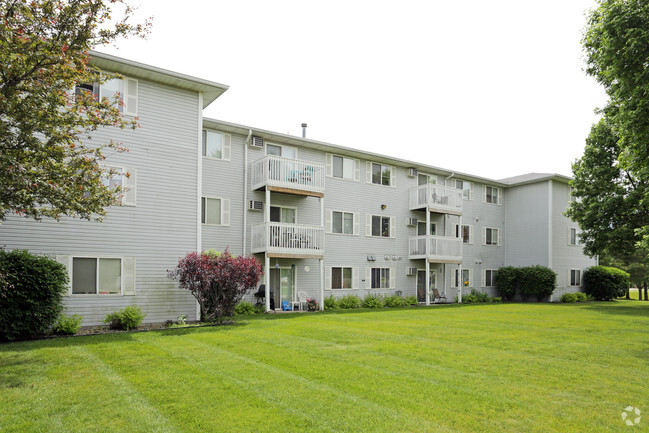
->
[643,283,648,301]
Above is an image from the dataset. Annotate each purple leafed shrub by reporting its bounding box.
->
[168,250,262,322]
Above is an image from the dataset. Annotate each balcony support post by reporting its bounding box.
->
[320,258,324,311]
[265,254,271,312]
[425,210,431,306]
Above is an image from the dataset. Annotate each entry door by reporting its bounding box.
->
[270,268,294,309]
[417,270,436,303]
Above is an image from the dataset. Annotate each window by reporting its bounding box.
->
[455,224,473,244]
[331,267,353,289]
[454,269,471,287]
[366,162,395,186]
[368,214,392,237]
[484,227,501,246]
[331,155,356,179]
[455,179,473,199]
[201,197,230,225]
[75,76,138,115]
[417,221,436,236]
[371,268,390,289]
[570,269,581,286]
[101,166,136,206]
[484,269,497,287]
[267,143,297,159]
[418,173,437,185]
[72,257,121,295]
[484,186,502,205]
[202,130,231,160]
[569,186,577,202]
[333,211,354,235]
[568,228,579,245]
[270,206,296,223]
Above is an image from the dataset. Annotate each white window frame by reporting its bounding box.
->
[75,74,138,116]
[568,227,580,245]
[201,197,231,226]
[270,205,297,224]
[483,227,501,246]
[483,269,497,287]
[202,130,232,161]
[266,143,297,159]
[366,161,396,187]
[453,268,472,288]
[418,173,438,185]
[326,209,359,236]
[417,221,437,236]
[326,154,360,181]
[101,165,136,207]
[325,266,360,290]
[455,224,474,244]
[366,267,395,289]
[483,185,502,205]
[366,214,396,238]
[455,179,474,200]
[570,269,581,286]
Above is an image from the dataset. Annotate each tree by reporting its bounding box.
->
[580,0,649,249]
[0,0,150,221]
[168,250,262,323]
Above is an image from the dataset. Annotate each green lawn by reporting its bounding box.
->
[2,301,648,433]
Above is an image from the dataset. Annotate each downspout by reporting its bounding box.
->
[196,92,204,321]
[243,129,252,256]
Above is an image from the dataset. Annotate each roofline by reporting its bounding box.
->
[88,51,229,108]
[499,173,572,187]
[203,117,512,187]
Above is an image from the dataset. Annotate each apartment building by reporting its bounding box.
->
[0,52,596,325]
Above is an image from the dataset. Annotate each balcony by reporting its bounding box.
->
[409,184,462,215]
[409,235,462,263]
[251,222,325,258]
[251,155,325,197]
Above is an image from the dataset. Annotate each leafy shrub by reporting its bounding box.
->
[574,292,587,302]
[583,266,629,300]
[404,295,418,306]
[463,289,491,303]
[306,298,318,311]
[338,294,361,309]
[324,295,338,310]
[0,249,68,341]
[518,265,557,301]
[52,314,83,335]
[494,266,519,300]
[560,293,577,303]
[104,305,146,330]
[492,297,502,303]
[234,300,257,315]
[384,295,406,307]
[362,293,384,308]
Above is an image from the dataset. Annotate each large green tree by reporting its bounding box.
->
[0,0,149,221]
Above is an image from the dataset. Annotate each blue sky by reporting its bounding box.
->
[102,0,608,179]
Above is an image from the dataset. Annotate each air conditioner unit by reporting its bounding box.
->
[406,267,418,276]
[408,167,418,177]
[250,136,264,148]
[407,217,418,226]
[248,200,263,211]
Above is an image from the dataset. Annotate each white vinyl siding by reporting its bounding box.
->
[366,214,395,238]
[366,161,395,187]
[483,185,502,205]
[202,130,232,161]
[201,197,230,226]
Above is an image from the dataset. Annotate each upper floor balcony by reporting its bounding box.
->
[251,155,325,197]
[409,184,463,215]
[409,235,462,263]
[251,222,325,259]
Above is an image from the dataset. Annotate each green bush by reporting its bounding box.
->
[404,295,418,306]
[574,292,587,302]
[52,313,83,335]
[234,300,257,315]
[324,295,338,310]
[492,297,502,303]
[463,289,491,303]
[494,266,519,300]
[519,265,557,301]
[560,293,577,303]
[384,295,406,308]
[583,266,629,301]
[0,249,68,341]
[362,293,384,308]
[104,305,146,330]
[338,294,361,309]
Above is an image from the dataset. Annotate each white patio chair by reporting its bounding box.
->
[297,290,309,311]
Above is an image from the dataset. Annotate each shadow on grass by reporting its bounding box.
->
[581,300,649,317]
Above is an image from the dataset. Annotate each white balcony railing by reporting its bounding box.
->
[409,235,462,263]
[251,155,325,195]
[409,184,463,215]
[251,222,325,257]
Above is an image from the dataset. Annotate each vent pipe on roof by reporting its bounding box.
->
[301,123,307,138]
